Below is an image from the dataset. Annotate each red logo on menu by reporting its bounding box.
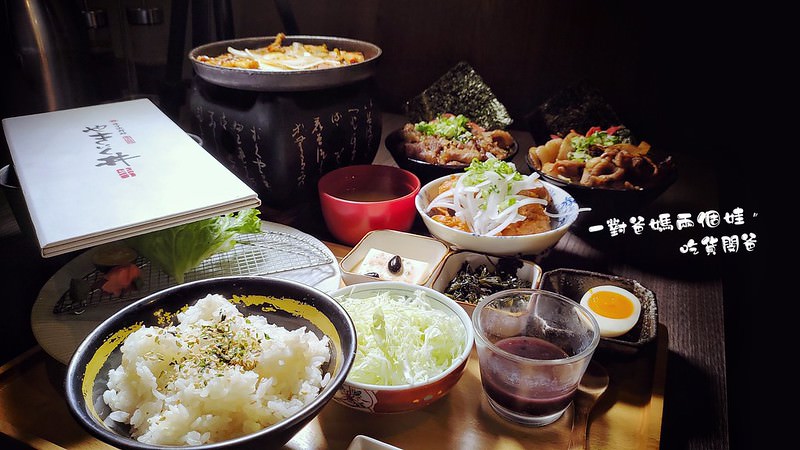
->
[116,167,136,179]
[123,135,135,144]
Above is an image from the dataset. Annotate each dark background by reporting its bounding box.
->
[1,0,772,448]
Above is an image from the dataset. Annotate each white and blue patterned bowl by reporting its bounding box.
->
[416,174,580,256]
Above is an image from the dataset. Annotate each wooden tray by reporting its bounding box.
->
[1,242,666,449]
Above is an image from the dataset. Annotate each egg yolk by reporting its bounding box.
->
[587,291,634,319]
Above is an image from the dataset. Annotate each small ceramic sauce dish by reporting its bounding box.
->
[340,230,450,286]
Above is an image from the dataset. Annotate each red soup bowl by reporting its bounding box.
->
[318,165,421,246]
[329,282,474,413]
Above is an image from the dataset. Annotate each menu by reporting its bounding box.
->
[2,99,260,257]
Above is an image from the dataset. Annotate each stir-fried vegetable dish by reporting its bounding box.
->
[528,126,674,190]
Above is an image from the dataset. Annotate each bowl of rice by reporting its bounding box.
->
[65,276,357,449]
[329,281,474,413]
[415,157,581,257]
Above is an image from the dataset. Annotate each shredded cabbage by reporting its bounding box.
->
[426,156,548,236]
[335,290,466,386]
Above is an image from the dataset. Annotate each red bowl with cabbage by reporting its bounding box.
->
[329,282,474,413]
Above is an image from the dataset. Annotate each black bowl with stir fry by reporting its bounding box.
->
[386,113,518,184]
[526,126,677,232]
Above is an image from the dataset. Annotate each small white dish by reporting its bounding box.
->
[340,230,450,286]
[347,434,403,450]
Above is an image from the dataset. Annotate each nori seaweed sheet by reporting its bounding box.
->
[403,61,513,130]
[526,80,622,145]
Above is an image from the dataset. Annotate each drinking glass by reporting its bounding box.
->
[472,289,600,426]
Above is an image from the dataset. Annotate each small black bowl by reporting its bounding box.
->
[385,127,518,184]
[525,150,677,231]
[539,268,658,355]
[65,276,357,450]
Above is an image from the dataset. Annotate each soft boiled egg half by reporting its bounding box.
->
[580,285,641,338]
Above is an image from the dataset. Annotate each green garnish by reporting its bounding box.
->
[569,131,627,162]
[499,197,518,211]
[414,114,473,142]
[463,157,523,212]
[464,157,522,185]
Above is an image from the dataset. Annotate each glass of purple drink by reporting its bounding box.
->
[472,289,600,426]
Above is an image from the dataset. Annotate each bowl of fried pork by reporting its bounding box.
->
[415,157,580,257]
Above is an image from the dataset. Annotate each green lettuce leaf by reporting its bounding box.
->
[126,208,262,283]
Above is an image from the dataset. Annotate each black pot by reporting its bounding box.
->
[187,35,383,209]
[189,76,382,208]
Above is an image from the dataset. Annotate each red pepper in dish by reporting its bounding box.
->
[101,264,141,296]
[585,126,602,136]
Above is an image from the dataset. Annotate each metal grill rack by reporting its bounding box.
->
[53,231,334,314]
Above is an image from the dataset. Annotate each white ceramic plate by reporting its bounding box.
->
[30,221,341,364]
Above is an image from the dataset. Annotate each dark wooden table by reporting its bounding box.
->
[0,113,764,449]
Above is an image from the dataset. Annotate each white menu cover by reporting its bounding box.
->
[2,99,261,257]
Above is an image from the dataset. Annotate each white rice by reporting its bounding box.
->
[101,294,331,446]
